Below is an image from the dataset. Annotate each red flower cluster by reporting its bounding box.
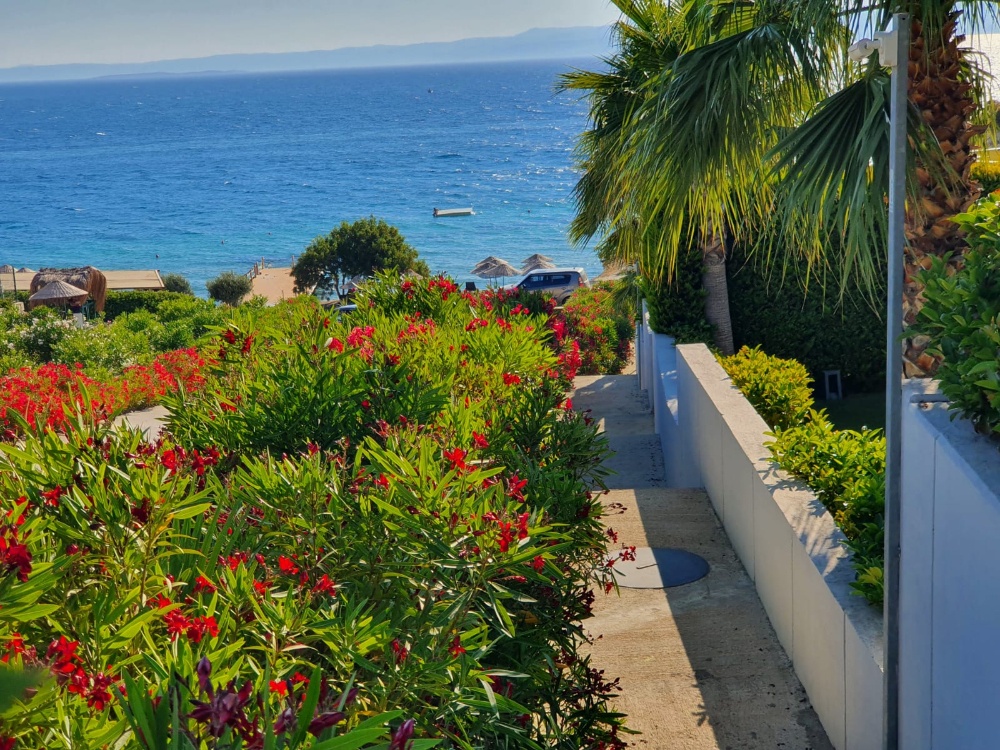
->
[0,349,206,438]
[44,636,121,713]
[163,607,219,644]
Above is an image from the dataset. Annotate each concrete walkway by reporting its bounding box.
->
[573,374,832,750]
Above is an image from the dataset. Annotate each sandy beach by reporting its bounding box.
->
[251,267,298,305]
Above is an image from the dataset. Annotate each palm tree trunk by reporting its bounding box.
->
[903,12,983,376]
[701,236,735,355]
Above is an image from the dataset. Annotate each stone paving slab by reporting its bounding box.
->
[573,376,832,750]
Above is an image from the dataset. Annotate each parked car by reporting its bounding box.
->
[512,268,589,305]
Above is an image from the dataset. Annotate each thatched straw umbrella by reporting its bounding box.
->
[521,256,556,273]
[28,280,89,311]
[471,256,508,275]
[30,267,107,312]
[16,268,33,274]
[475,259,520,286]
[0,265,13,274]
[521,253,553,266]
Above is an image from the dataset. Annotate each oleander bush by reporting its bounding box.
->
[913,198,1000,437]
[0,274,631,749]
[719,348,885,605]
[561,286,633,375]
[0,349,206,436]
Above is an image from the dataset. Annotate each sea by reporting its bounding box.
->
[0,59,602,295]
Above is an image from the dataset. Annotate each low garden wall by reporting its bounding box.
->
[900,384,1000,750]
[637,325,884,750]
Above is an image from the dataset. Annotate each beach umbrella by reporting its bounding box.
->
[16,267,33,274]
[521,253,553,266]
[521,257,556,273]
[0,265,13,274]
[475,259,520,285]
[28,280,88,309]
[471,255,507,274]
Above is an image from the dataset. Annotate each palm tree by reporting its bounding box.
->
[560,1,746,353]
[615,0,991,373]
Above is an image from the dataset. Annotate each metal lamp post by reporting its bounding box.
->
[848,13,908,750]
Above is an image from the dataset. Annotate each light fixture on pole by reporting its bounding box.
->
[848,13,908,750]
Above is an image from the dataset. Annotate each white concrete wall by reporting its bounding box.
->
[658,341,884,750]
[636,310,700,487]
[900,387,1000,750]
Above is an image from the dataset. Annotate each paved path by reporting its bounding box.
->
[114,405,168,441]
[573,374,832,750]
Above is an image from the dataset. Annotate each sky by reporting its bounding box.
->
[0,0,621,69]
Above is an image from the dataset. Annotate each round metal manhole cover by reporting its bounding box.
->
[614,547,710,589]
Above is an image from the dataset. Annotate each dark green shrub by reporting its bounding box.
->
[641,249,715,344]
[914,198,1000,436]
[206,271,252,306]
[161,272,193,295]
[727,248,886,393]
[718,346,815,431]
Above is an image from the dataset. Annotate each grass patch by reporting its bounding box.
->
[817,391,885,431]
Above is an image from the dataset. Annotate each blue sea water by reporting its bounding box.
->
[0,60,600,294]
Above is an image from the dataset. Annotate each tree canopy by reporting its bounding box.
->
[292,217,429,298]
[206,271,252,307]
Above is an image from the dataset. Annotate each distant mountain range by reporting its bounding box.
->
[0,26,613,84]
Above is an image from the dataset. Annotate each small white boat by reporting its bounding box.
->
[433,207,474,217]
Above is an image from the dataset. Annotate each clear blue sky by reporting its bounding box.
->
[0,1,621,68]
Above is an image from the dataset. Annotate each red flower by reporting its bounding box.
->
[278,556,300,575]
[442,447,467,472]
[517,512,530,540]
[502,373,521,386]
[375,474,390,489]
[507,473,528,503]
[40,485,65,508]
[532,556,545,572]
[269,680,288,696]
[241,334,254,355]
[186,615,219,644]
[497,521,515,553]
[471,431,489,450]
[327,337,344,353]
[164,610,191,641]
[222,330,237,345]
[391,639,408,664]
[193,575,216,595]
[448,635,466,658]
[312,574,336,597]
[160,449,178,472]
[0,529,32,582]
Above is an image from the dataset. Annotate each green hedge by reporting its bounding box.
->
[103,290,195,319]
[727,248,886,394]
[641,248,715,344]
